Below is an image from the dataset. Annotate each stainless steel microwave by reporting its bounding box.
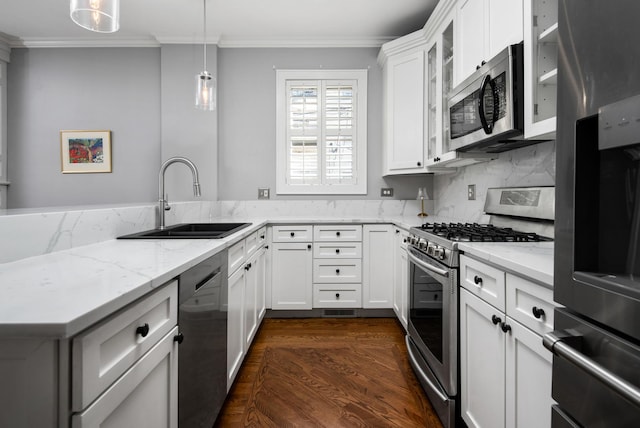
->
[447,43,533,153]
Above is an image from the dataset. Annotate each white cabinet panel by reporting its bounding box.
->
[227,266,245,389]
[271,225,313,242]
[313,259,362,284]
[313,225,362,242]
[313,284,362,308]
[362,224,394,308]
[271,242,313,310]
[460,254,506,311]
[313,242,362,259]
[72,281,178,411]
[71,327,178,428]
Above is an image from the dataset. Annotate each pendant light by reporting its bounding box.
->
[195,0,216,111]
[70,0,120,33]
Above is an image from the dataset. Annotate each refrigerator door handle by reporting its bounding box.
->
[543,331,640,407]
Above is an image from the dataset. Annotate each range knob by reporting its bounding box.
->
[418,238,427,250]
[433,247,446,260]
[426,243,436,256]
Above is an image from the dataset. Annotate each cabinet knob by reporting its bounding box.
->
[307,244,312,249]
[336,231,341,237]
[532,306,545,319]
[403,238,407,243]
[336,249,340,254]
[265,245,269,249]
[260,235,265,239]
[336,293,340,299]
[336,269,340,275]
[491,315,501,325]
[173,333,184,344]
[501,322,512,333]
[417,161,422,167]
[473,275,483,285]
[476,65,481,70]
[244,263,252,271]
[290,232,295,237]
[136,323,150,338]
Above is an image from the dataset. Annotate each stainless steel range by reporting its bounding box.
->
[405,186,554,427]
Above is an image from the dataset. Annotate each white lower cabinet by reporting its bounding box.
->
[459,254,556,428]
[393,228,409,329]
[71,326,179,428]
[270,227,314,309]
[227,230,267,390]
[362,224,394,308]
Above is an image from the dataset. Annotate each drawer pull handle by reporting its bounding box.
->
[290,232,295,237]
[336,293,340,299]
[174,333,184,344]
[307,244,312,249]
[336,269,340,275]
[336,249,340,254]
[501,322,512,333]
[336,231,341,237]
[136,323,150,338]
[532,306,545,319]
[473,275,483,285]
[491,315,501,325]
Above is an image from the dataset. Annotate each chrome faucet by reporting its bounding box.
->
[158,156,201,229]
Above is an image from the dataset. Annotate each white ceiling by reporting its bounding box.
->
[0,0,439,48]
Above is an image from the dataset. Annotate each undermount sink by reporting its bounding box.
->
[118,222,252,239]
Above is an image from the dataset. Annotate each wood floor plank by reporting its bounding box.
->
[215,318,443,428]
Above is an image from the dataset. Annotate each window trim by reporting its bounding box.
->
[276,69,368,195]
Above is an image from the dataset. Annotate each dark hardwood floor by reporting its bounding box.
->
[215,317,443,427]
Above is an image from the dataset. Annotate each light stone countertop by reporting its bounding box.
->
[457,241,554,287]
[0,216,554,339]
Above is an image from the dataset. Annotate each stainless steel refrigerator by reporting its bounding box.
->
[546,1,640,426]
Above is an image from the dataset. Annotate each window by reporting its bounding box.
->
[276,69,367,194]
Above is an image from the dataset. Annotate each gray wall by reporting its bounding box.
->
[7,45,218,209]
[217,47,433,200]
[8,47,161,208]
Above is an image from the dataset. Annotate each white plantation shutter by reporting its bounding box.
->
[277,70,367,194]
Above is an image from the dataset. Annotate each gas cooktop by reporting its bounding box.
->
[416,222,553,243]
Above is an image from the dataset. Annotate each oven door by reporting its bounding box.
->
[406,247,458,410]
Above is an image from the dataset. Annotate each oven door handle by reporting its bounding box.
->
[408,250,449,278]
[543,331,640,407]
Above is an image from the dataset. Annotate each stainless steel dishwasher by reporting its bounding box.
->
[176,250,228,427]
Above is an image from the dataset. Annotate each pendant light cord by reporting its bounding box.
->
[203,0,207,71]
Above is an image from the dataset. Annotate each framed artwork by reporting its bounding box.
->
[60,130,112,173]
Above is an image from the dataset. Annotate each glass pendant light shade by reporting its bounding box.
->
[195,71,216,111]
[70,0,120,33]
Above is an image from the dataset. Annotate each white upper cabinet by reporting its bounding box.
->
[456,0,524,85]
[523,0,558,140]
[381,37,427,175]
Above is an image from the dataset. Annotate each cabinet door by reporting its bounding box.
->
[244,253,257,350]
[362,224,394,308]
[227,267,245,389]
[460,289,506,428]
[385,51,425,172]
[393,229,409,329]
[271,242,313,310]
[457,0,486,82]
[71,327,178,428]
[505,317,553,428]
[488,0,524,58]
[255,247,267,321]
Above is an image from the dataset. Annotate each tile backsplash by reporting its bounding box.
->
[433,140,556,222]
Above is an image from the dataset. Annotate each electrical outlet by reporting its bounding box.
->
[258,188,270,200]
[381,188,394,197]
[468,184,476,200]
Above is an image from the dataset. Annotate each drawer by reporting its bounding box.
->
[257,226,267,246]
[71,280,178,411]
[272,225,313,242]
[313,259,362,283]
[228,239,246,273]
[313,284,362,308]
[459,255,506,312]
[313,242,362,259]
[506,273,557,336]
[313,225,362,242]
[245,231,259,257]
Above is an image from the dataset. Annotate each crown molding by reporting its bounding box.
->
[8,37,161,48]
[217,36,392,48]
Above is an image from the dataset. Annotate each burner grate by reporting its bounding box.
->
[419,222,550,242]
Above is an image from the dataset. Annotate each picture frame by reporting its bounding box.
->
[60,130,112,173]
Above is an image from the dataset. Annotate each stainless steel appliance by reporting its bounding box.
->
[406,186,554,427]
[176,251,228,427]
[447,43,544,153]
[545,1,640,426]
